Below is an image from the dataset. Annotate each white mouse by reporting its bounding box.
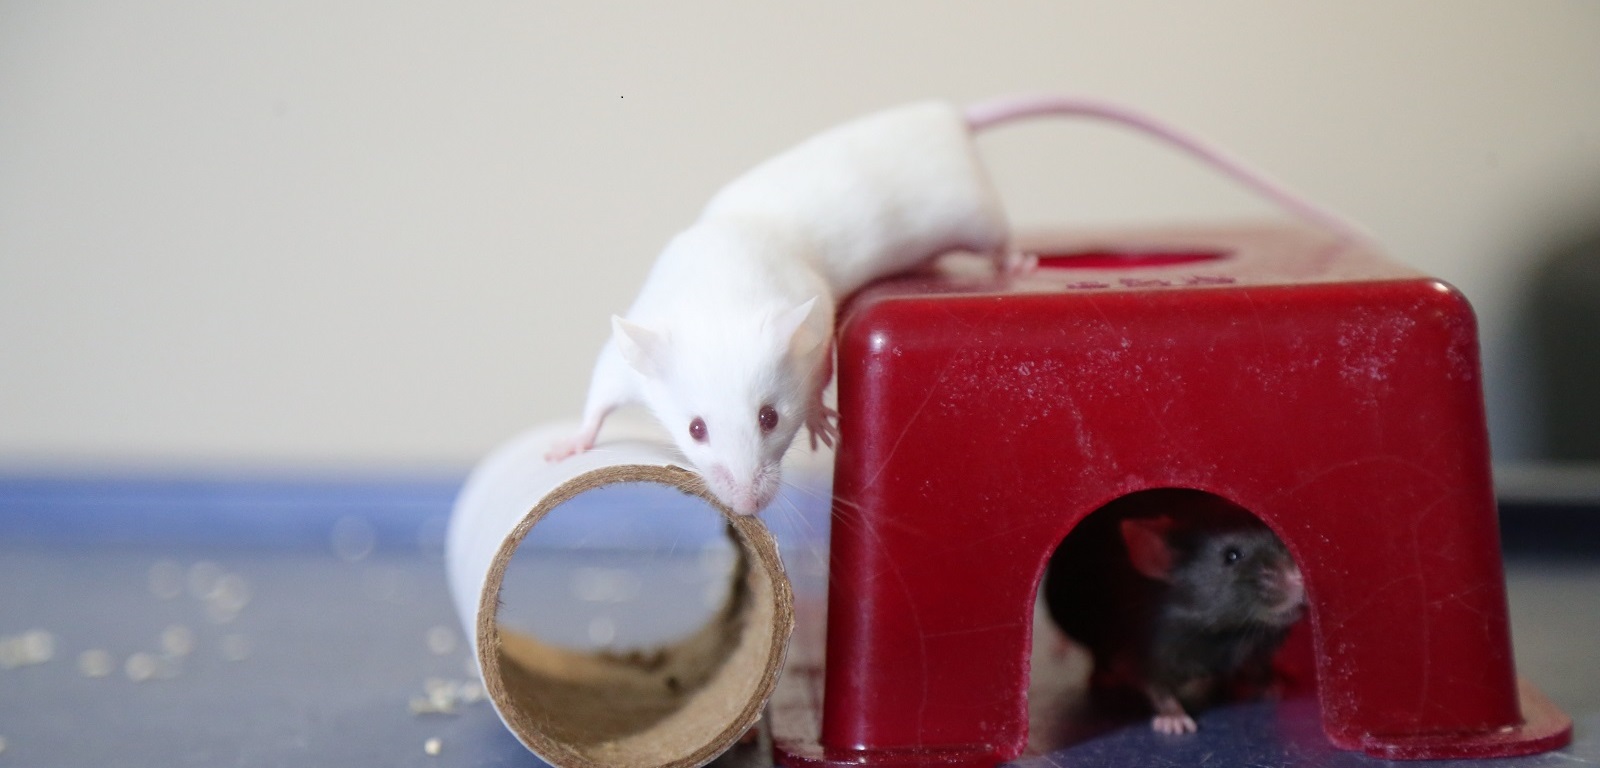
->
[546,95,1363,516]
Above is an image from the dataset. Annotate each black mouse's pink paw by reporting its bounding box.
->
[1151,713,1198,735]
[1148,691,1197,735]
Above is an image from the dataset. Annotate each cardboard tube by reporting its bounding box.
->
[446,422,795,768]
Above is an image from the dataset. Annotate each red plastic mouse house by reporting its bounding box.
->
[770,225,1571,766]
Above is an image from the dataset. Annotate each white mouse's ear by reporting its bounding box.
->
[773,297,826,358]
[613,316,668,379]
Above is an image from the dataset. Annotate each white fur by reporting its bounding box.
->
[548,95,1364,516]
[546,100,1012,516]
[702,100,1012,294]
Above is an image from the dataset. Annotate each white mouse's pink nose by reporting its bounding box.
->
[706,464,777,516]
[728,481,775,516]
[707,465,762,516]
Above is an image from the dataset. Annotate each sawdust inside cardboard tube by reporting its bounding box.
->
[475,464,794,768]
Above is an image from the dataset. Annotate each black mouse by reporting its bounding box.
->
[1044,492,1305,734]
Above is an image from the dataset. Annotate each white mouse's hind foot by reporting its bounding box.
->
[988,247,1036,278]
[806,405,841,450]
[1005,249,1038,275]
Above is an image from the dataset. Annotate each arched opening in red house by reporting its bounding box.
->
[1027,487,1315,750]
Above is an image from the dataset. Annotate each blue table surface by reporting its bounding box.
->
[0,473,1596,767]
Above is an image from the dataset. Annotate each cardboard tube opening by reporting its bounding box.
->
[474,465,794,768]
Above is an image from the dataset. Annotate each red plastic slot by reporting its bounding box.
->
[1034,249,1227,269]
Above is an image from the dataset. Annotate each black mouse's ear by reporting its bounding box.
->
[613,316,669,379]
[1121,516,1176,581]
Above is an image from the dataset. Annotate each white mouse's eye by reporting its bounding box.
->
[758,405,778,434]
[689,417,708,443]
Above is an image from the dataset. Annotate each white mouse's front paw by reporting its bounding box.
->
[806,406,840,450]
[544,436,589,462]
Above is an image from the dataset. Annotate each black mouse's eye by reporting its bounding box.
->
[689,417,707,443]
[758,405,779,434]
[1223,547,1242,566]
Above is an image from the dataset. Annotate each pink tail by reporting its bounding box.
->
[963,94,1369,243]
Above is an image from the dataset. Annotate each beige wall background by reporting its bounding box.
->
[3,3,1598,473]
